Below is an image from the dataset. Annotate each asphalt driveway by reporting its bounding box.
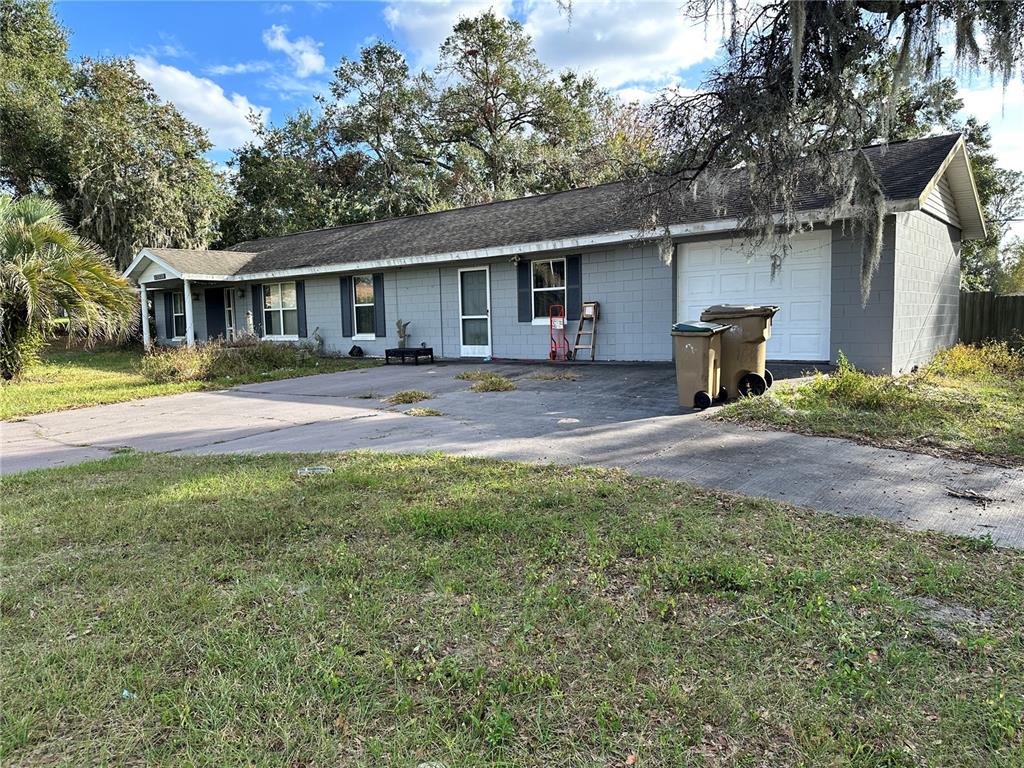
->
[4,361,1023,547]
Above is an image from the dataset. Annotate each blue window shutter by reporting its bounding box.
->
[295,280,307,338]
[163,293,173,338]
[566,255,582,321]
[517,260,532,322]
[373,273,385,337]
[339,276,353,337]
[251,284,264,337]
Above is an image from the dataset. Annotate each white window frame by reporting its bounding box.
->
[224,289,235,341]
[171,292,186,339]
[262,281,299,341]
[352,274,375,340]
[531,258,567,325]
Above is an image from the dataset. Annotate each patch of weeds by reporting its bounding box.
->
[530,370,580,381]
[655,556,756,594]
[719,344,1024,465]
[471,701,515,748]
[455,369,495,381]
[963,532,995,553]
[353,391,380,399]
[386,390,432,404]
[982,684,1023,748]
[406,407,443,417]
[396,502,515,539]
[469,375,517,392]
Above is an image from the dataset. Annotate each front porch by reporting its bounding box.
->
[139,279,251,348]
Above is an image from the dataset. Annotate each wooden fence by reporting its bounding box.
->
[959,291,1024,344]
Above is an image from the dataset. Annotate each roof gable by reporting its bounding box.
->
[125,248,257,282]
[914,135,986,238]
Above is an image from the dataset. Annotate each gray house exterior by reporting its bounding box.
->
[126,134,984,375]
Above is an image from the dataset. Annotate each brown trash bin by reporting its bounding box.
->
[671,321,731,409]
[699,304,780,399]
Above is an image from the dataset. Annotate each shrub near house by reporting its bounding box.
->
[138,338,324,383]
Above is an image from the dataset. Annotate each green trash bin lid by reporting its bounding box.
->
[671,320,730,335]
[700,304,780,320]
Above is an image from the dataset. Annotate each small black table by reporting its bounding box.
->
[385,347,435,365]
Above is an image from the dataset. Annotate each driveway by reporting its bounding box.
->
[4,361,1023,547]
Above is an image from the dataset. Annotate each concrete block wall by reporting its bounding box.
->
[830,217,897,373]
[479,244,672,361]
[393,266,446,356]
[582,244,672,361]
[892,211,961,373]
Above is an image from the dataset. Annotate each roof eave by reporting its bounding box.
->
[162,203,917,283]
[915,135,987,240]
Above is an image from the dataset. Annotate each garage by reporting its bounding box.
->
[675,231,832,361]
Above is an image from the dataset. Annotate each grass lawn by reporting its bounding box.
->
[2,452,1021,766]
[1,346,375,420]
[719,344,1024,466]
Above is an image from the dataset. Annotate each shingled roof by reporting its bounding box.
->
[130,133,977,281]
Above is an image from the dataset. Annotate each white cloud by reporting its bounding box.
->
[382,0,513,68]
[264,72,329,99]
[523,0,720,90]
[138,33,188,60]
[614,85,662,104]
[262,24,326,77]
[133,56,269,150]
[614,83,698,105]
[206,61,273,75]
[959,79,1024,172]
[382,0,717,94]
[957,79,1024,241]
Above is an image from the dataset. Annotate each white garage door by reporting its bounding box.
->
[676,232,832,361]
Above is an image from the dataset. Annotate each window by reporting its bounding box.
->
[532,259,566,320]
[224,290,235,340]
[353,275,375,337]
[263,281,298,337]
[171,292,186,338]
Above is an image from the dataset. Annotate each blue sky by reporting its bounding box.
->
[52,0,727,165]
[54,0,1023,184]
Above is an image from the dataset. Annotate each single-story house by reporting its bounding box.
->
[125,133,984,374]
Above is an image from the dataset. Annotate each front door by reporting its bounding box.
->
[204,287,227,340]
[459,266,491,357]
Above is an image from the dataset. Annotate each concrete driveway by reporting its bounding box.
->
[4,361,1023,547]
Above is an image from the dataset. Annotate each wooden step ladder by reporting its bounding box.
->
[571,302,600,361]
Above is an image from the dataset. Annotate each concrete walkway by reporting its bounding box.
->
[4,361,1023,547]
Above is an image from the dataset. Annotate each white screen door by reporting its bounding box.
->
[459,267,491,357]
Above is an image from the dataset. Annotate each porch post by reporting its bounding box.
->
[139,283,151,348]
[182,278,196,347]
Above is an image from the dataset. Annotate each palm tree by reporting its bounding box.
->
[1,195,138,379]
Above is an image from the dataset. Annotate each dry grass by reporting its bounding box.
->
[1,345,373,419]
[720,343,1024,465]
[455,369,498,381]
[530,370,580,381]
[406,407,443,417]
[386,389,433,404]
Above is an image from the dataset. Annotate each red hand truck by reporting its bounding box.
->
[549,304,569,361]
